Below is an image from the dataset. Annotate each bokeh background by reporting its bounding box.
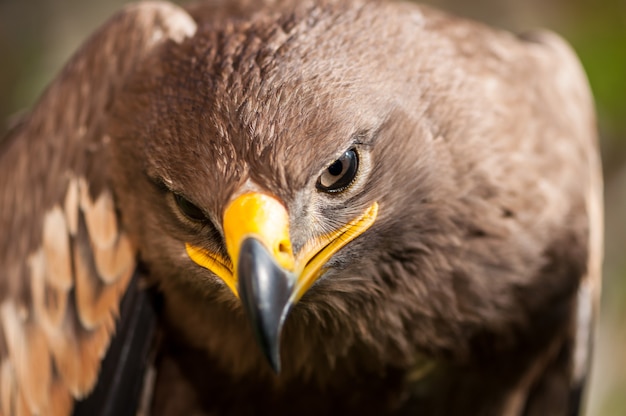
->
[0,0,624,414]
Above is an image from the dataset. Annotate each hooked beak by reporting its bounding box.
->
[185,192,378,372]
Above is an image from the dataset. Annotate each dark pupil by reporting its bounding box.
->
[328,160,344,176]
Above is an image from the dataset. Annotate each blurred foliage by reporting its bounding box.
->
[0,0,624,415]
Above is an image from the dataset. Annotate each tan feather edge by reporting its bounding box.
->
[0,179,134,416]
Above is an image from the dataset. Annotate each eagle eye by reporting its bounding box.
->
[174,193,206,222]
[316,149,359,193]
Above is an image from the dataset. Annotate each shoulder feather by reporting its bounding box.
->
[0,3,196,414]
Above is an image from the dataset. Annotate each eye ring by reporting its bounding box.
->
[316,148,359,193]
[173,193,207,222]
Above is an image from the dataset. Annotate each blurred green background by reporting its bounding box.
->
[0,0,624,414]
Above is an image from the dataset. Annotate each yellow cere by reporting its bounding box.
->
[223,193,295,272]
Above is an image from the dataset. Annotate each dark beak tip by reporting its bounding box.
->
[238,237,295,374]
[252,316,283,374]
[268,351,282,374]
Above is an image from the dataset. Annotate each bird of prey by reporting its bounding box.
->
[0,0,603,415]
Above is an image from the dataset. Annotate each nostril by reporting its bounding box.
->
[274,240,295,270]
[278,242,289,254]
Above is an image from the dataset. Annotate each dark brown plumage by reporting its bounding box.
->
[0,0,602,415]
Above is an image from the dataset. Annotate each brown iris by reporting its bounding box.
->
[316,149,359,193]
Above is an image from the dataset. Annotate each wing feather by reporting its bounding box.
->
[0,360,16,416]
[30,248,69,332]
[73,213,134,330]
[81,187,118,252]
[63,177,80,238]
[0,303,51,415]
[0,2,197,414]
[42,208,74,291]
